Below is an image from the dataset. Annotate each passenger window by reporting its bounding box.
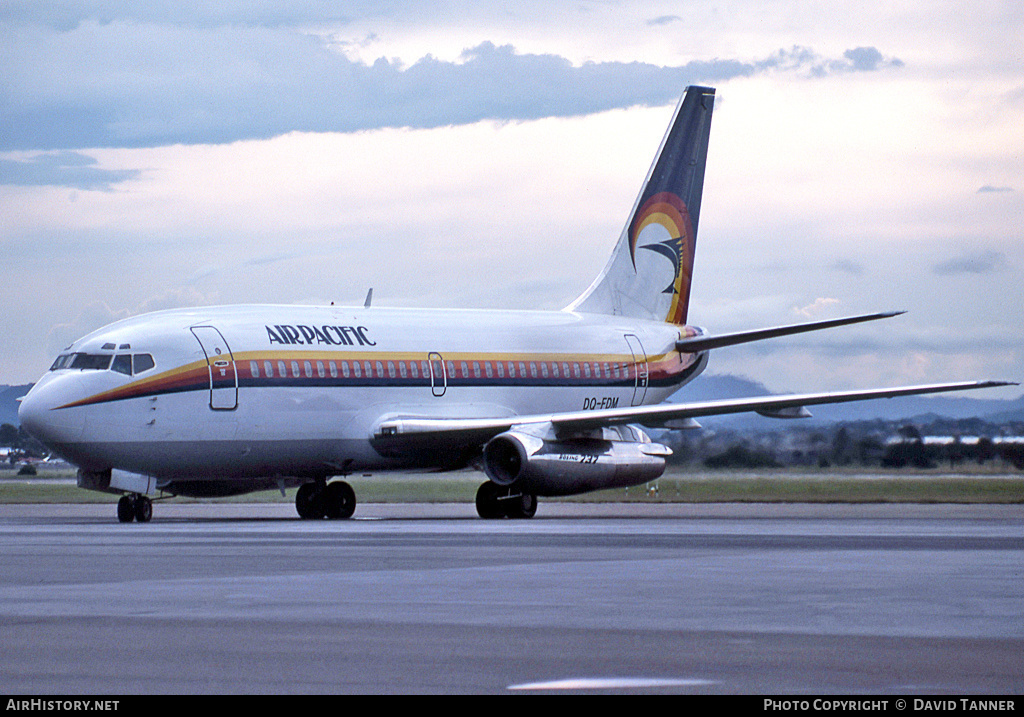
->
[111,354,132,375]
[264,361,274,378]
[249,361,259,378]
[329,361,338,379]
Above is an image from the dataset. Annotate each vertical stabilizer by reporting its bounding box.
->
[568,86,715,324]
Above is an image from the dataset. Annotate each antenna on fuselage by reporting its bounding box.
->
[364,288,373,308]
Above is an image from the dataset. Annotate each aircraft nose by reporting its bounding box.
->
[18,380,85,448]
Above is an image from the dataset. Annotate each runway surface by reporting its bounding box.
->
[0,502,1022,694]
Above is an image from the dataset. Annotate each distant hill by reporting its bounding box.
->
[0,385,32,426]
[670,374,1024,426]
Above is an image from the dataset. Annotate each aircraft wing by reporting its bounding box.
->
[371,380,1014,455]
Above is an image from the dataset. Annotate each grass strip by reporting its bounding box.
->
[2,471,1021,504]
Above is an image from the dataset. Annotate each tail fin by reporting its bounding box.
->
[568,86,715,325]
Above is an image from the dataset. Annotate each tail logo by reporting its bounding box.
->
[628,192,694,325]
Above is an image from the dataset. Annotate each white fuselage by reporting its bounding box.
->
[19,304,705,488]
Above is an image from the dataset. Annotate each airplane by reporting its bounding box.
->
[18,85,1013,523]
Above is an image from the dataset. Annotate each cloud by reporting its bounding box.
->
[793,297,841,318]
[647,15,682,26]
[977,185,1013,193]
[753,45,903,77]
[932,250,1007,275]
[0,151,140,190]
[1,18,907,152]
[843,46,903,71]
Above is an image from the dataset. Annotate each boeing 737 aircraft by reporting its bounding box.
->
[18,86,1012,522]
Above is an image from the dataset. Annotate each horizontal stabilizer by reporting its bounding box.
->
[675,311,904,353]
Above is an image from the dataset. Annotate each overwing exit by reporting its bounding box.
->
[18,86,1014,522]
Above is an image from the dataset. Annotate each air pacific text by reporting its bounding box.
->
[266,325,375,347]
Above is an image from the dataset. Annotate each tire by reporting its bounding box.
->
[475,482,504,519]
[508,492,537,519]
[134,496,153,523]
[117,495,135,523]
[324,481,356,519]
[295,482,325,519]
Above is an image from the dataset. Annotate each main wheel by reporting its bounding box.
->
[134,495,153,523]
[117,495,135,523]
[295,482,325,519]
[506,491,537,519]
[324,481,356,519]
[475,481,504,519]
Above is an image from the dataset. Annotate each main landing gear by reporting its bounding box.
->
[475,481,537,519]
[116,494,153,523]
[295,480,356,520]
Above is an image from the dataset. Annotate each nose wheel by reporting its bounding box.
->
[116,494,153,523]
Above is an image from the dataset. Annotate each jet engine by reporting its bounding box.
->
[481,427,670,497]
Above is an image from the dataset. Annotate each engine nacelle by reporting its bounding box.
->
[482,430,670,497]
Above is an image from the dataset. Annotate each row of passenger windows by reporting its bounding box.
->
[248,359,634,381]
[50,353,156,375]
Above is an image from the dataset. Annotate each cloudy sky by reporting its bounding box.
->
[2,1,1021,398]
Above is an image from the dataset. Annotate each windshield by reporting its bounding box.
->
[49,352,156,374]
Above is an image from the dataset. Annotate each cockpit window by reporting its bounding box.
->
[133,354,156,374]
[111,354,132,375]
[49,354,72,371]
[69,353,113,370]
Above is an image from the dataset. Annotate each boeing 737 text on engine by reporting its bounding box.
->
[18,86,1013,522]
